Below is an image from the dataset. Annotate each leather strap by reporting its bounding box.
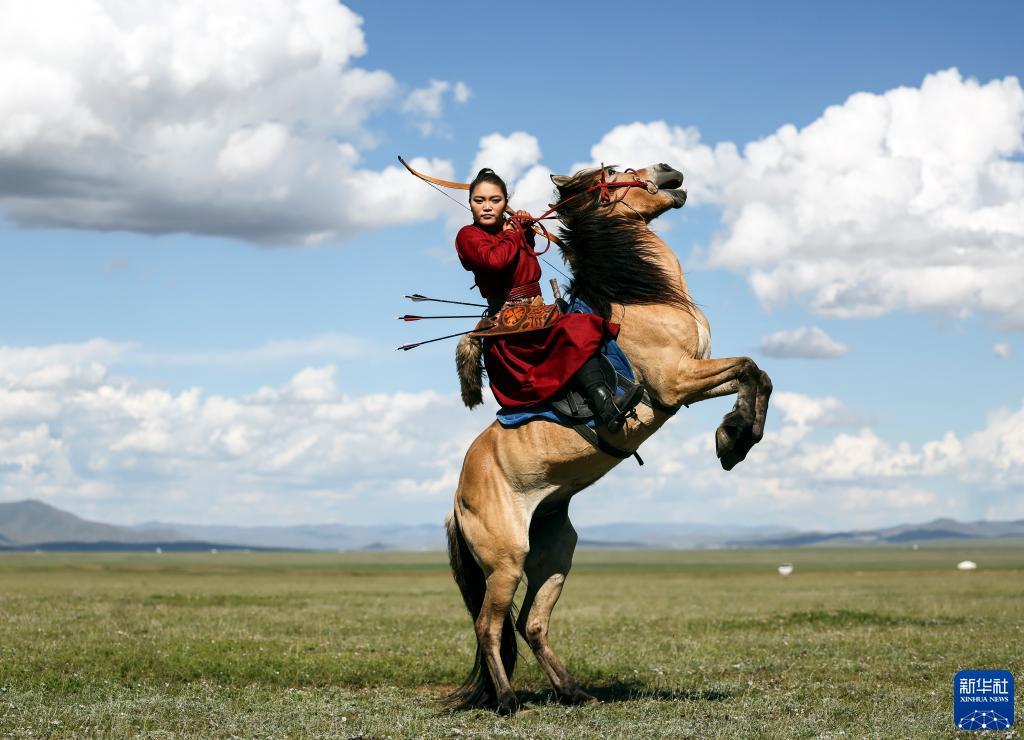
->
[572,423,644,466]
[644,394,685,415]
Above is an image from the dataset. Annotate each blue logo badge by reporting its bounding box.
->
[954,670,1014,731]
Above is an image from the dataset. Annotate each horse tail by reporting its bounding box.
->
[456,335,484,409]
[444,510,518,710]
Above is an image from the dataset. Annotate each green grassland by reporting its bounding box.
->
[1,546,1022,738]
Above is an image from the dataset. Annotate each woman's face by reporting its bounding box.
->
[470,182,506,227]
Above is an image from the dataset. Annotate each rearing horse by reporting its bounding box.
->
[445,163,772,713]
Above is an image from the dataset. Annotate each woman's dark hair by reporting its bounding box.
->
[468,168,508,200]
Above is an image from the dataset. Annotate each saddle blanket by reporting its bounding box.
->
[496,297,635,430]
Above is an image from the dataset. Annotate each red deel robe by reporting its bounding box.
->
[455,222,618,409]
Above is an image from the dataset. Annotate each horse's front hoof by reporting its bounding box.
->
[718,450,741,471]
[716,425,737,460]
[715,424,733,454]
[559,686,599,706]
[716,425,746,470]
[495,693,520,715]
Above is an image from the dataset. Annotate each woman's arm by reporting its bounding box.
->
[455,225,523,272]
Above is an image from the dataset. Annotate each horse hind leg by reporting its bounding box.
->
[446,501,528,714]
[516,505,596,706]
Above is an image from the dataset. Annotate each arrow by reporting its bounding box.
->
[396,330,475,351]
[405,293,487,308]
[397,314,480,321]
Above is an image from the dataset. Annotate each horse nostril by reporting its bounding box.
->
[658,163,672,171]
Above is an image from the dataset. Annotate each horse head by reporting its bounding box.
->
[549,163,687,224]
[544,163,694,321]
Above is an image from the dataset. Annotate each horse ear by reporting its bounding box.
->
[550,174,572,188]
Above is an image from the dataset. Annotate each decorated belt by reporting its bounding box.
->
[473,283,560,338]
[487,282,542,314]
[507,282,541,301]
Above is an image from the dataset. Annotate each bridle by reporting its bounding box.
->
[506,165,655,253]
[599,166,658,222]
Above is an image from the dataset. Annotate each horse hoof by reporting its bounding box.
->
[719,450,741,471]
[717,426,745,470]
[716,425,737,457]
[559,687,599,706]
[495,695,520,715]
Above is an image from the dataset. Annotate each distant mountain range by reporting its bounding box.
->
[730,518,1024,547]
[146,520,801,552]
[0,499,182,547]
[0,500,265,552]
[2,499,1023,552]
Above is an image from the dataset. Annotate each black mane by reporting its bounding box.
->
[554,170,695,320]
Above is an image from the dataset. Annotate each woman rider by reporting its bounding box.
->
[455,168,645,433]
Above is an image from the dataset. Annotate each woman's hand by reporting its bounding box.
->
[503,210,534,231]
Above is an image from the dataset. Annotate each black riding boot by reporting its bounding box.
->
[575,356,645,433]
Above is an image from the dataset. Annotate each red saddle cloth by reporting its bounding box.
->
[456,223,618,409]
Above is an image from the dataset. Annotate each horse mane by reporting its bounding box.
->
[554,169,696,320]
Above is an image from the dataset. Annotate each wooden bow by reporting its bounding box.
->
[398,155,471,191]
[398,155,564,248]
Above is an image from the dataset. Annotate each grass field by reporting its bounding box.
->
[1,546,1022,738]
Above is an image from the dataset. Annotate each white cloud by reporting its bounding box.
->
[0,0,458,244]
[438,132,552,238]
[580,69,1024,328]
[772,391,860,429]
[403,80,452,119]
[131,333,376,367]
[993,342,1011,358]
[577,387,1024,529]
[453,81,471,104]
[402,79,471,136]
[758,326,848,358]
[215,123,290,179]
[509,164,562,218]
[574,120,734,204]
[0,338,132,382]
[2,338,1022,528]
[0,338,485,525]
[470,132,544,185]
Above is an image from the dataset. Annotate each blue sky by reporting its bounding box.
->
[0,0,1021,529]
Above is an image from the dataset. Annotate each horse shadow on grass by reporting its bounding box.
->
[515,680,733,706]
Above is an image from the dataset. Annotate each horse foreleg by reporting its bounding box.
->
[656,356,772,470]
[517,506,596,706]
[752,368,773,443]
[685,378,739,403]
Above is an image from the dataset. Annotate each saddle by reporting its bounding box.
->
[492,295,684,466]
